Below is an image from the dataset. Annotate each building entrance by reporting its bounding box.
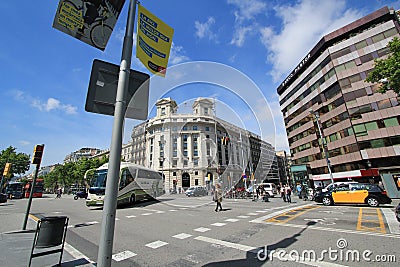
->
[182,173,190,189]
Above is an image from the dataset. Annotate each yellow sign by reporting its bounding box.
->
[136,5,174,76]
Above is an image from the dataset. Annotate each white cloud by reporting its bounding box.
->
[194,17,218,42]
[169,43,189,65]
[19,140,30,146]
[230,26,253,47]
[260,0,364,83]
[14,91,78,115]
[227,0,267,23]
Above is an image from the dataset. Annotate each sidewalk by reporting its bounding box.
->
[0,209,95,267]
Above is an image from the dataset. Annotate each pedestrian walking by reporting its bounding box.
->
[281,186,286,202]
[214,184,223,212]
[285,185,292,203]
[55,187,62,199]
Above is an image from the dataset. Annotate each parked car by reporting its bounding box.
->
[185,186,207,197]
[0,193,7,203]
[247,183,278,197]
[314,183,391,207]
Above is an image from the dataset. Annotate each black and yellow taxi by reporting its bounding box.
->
[314,183,391,207]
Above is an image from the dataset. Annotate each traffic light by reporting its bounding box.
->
[2,163,12,176]
[32,144,45,165]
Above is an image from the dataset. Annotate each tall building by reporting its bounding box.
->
[64,147,101,163]
[277,7,400,186]
[131,97,278,192]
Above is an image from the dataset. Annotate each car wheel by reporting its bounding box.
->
[322,196,333,206]
[130,194,136,206]
[74,195,78,200]
[366,197,379,207]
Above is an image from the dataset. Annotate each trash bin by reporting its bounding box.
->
[29,216,69,267]
[35,216,68,248]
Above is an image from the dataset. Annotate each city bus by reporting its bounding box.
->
[24,179,44,198]
[86,162,164,207]
[6,182,24,199]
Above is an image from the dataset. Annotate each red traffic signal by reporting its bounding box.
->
[32,144,45,165]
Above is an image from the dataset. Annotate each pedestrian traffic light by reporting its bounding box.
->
[2,162,12,176]
[32,144,45,165]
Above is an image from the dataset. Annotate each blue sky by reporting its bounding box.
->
[1,0,399,172]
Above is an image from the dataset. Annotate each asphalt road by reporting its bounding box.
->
[2,193,399,266]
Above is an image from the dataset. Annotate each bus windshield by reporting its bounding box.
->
[91,169,107,188]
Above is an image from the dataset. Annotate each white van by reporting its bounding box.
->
[247,183,277,197]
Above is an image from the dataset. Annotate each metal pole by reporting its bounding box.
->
[311,111,334,185]
[22,164,39,230]
[97,1,136,266]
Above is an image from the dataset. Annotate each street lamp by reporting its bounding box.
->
[309,109,335,185]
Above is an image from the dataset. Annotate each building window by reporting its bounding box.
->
[172,160,177,167]
[193,125,198,130]
[173,171,177,176]
[204,107,208,115]
[205,127,210,131]
[183,160,188,167]
[161,107,166,115]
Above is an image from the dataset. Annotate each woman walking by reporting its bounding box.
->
[214,184,223,212]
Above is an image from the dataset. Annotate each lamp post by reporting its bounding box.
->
[309,109,334,185]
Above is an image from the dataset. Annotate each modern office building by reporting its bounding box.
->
[131,97,278,192]
[277,7,400,185]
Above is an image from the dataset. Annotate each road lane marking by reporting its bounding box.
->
[64,243,96,265]
[194,227,211,232]
[145,240,168,249]
[250,204,314,223]
[247,213,258,215]
[172,233,192,239]
[237,215,249,219]
[258,221,400,238]
[266,205,321,224]
[126,215,136,218]
[141,213,153,216]
[211,223,226,227]
[381,208,400,234]
[356,208,386,233]
[225,219,239,222]
[112,250,137,262]
[194,236,256,252]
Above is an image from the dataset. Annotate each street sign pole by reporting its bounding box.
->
[97,1,137,266]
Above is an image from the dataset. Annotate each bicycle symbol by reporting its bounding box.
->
[59,0,116,50]
[304,218,338,225]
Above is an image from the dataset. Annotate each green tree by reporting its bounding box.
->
[0,146,30,177]
[366,37,400,94]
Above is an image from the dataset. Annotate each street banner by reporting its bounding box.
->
[136,5,174,76]
[53,0,125,51]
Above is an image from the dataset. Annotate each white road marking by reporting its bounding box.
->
[64,243,95,265]
[259,221,400,239]
[194,236,255,252]
[115,218,120,221]
[126,215,136,218]
[145,240,168,249]
[172,233,192,239]
[237,215,249,219]
[86,221,100,224]
[169,209,178,212]
[112,250,137,262]
[225,219,239,222]
[211,222,226,227]
[141,213,152,216]
[256,210,268,213]
[194,227,211,232]
[156,211,166,214]
[247,213,259,216]
[381,208,400,234]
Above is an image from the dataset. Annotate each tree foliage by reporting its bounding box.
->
[366,37,400,95]
[0,146,30,178]
[43,156,108,191]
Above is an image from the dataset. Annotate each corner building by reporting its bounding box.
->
[277,7,400,185]
[131,97,278,192]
